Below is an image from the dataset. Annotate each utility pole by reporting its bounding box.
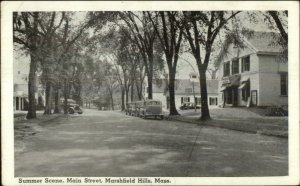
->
[192,80,196,112]
[180,56,198,112]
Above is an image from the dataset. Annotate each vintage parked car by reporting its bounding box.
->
[125,102,136,116]
[67,103,83,114]
[179,102,200,110]
[138,99,164,119]
[125,103,130,115]
[60,99,83,114]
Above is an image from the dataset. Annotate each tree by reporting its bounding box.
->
[53,12,111,114]
[246,11,288,61]
[101,61,119,110]
[13,12,42,119]
[120,12,157,99]
[262,11,288,62]
[181,11,240,120]
[266,11,288,46]
[148,11,184,116]
[35,12,66,115]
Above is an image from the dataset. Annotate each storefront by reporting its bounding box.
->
[220,75,240,107]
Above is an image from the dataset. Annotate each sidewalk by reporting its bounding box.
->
[166,108,288,138]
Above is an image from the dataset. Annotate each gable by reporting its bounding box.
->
[215,31,283,68]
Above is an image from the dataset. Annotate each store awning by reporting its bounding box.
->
[222,75,241,87]
[238,83,246,89]
[220,86,227,91]
[240,76,249,83]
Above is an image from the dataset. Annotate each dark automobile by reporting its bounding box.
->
[179,102,200,110]
[67,103,83,114]
[137,100,164,119]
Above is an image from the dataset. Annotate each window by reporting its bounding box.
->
[191,75,197,78]
[181,97,190,103]
[18,71,21,74]
[209,97,218,105]
[232,59,239,74]
[280,73,288,96]
[242,56,250,72]
[223,62,230,76]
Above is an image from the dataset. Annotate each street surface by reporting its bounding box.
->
[15,109,288,177]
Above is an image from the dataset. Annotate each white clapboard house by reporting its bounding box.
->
[216,31,288,107]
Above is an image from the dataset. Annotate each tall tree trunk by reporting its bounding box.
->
[136,79,143,100]
[147,75,153,99]
[26,54,37,119]
[110,93,114,110]
[121,88,125,111]
[168,71,179,116]
[44,82,52,115]
[26,12,39,119]
[53,87,60,114]
[125,88,129,105]
[130,80,134,101]
[147,52,154,99]
[199,68,211,120]
[63,80,68,114]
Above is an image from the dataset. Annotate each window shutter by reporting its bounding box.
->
[188,97,190,102]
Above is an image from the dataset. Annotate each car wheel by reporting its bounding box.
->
[160,116,164,120]
[68,108,74,114]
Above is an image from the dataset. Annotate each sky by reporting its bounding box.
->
[14,11,285,80]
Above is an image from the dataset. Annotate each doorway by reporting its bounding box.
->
[224,87,238,106]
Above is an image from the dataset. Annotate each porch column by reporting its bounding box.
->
[19,97,22,110]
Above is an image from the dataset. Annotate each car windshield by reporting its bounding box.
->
[146,101,161,105]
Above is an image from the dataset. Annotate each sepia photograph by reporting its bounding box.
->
[1,1,299,185]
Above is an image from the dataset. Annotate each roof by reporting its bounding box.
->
[214,31,284,68]
[244,31,282,53]
[152,79,219,95]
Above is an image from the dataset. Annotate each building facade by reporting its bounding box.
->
[14,50,45,111]
[147,73,219,110]
[217,32,288,107]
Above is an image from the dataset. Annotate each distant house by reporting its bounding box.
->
[216,31,288,107]
[146,73,219,110]
[13,51,45,111]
